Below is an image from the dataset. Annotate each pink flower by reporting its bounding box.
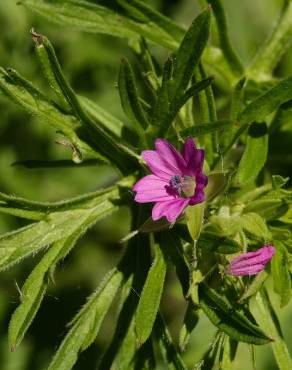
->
[226,245,275,276]
[133,138,208,222]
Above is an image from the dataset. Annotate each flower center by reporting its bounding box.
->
[170,175,196,198]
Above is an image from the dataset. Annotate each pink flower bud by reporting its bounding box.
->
[226,245,275,276]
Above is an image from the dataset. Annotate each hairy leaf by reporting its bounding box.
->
[250,289,292,370]
[239,76,292,124]
[136,244,167,344]
[199,283,271,345]
[234,122,268,186]
[271,241,291,307]
[155,313,188,370]
[47,268,124,370]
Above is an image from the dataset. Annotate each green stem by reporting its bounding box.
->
[247,1,292,81]
[205,0,244,75]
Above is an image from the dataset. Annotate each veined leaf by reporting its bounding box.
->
[240,212,272,241]
[234,122,268,186]
[47,268,124,370]
[239,76,292,125]
[271,241,291,307]
[250,289,292,370]
[199,283,271,345]
[136,244,167,345]
[118,58,148,141]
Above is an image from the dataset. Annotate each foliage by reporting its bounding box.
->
[0,0,292,369]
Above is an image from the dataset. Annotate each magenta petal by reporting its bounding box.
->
[227,245,275,276]
[133,175,168,192]
[134,190,174,203]
[142,150,177,180]
[189,189,205,205]
[183,137,197,163]
[165,199,189,222]
[155,139,187,173]
[152,199,189,222]
[183,138,205,176]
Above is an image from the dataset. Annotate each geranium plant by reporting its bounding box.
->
[0,0,292,369]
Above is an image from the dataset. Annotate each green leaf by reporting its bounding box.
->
[162,232,190,296]
[194,331,223,370]
[219,336,238,370]
[179,302,199,352]
[250,289,292,370]
[186,203,205,241]
[198,232,241,254]
[170,120,232,139]
[241,212,272,241]
[21,0,180,50]
[205,171,229,201]
[244,198,289,221]
[135,243,167,345]
[247,2,292,81]
[0,67,95,159]
[0,184,125,271]
[155,313,188,370]
[199,283,271,345]
[31,34,137,172]
[171,10,210,98]
[8,230,83,349]
[79,95,129,138]
[234,122,268,186]
[271,241,291,307]
[238,271,269,303]
[118,58,148,141]
[239,76,292,125]
[46,268,124,370]
[205,0,243,75]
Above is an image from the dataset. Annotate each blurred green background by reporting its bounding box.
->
[0,1,292,369]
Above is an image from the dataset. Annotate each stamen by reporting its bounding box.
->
[170,175,196,197]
